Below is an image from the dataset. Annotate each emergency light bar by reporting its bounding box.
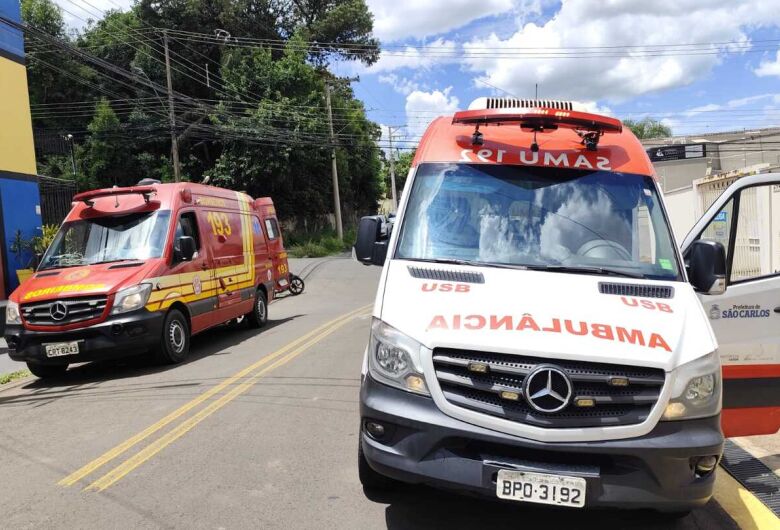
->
[452,107,623,133]
[74,185,157,207]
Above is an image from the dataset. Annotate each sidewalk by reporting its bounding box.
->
[0,338,24,374]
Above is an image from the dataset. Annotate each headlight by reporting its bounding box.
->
[662,350,721,421]
[6,301,20,325]
[111,284,152,315]
[368,318,429,395]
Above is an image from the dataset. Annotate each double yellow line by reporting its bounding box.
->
[59,304,372,492]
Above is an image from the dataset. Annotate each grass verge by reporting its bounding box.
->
[287,228,356,258]
[0,369,30,385]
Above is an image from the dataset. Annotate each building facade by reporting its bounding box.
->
[0,0,44,295]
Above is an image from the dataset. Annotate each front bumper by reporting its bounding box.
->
[360,375,723,512]
[5,310,164,365]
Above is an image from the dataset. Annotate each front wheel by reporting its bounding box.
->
[26,362,68,379]
[154,309,190,364]
[245,289,268,329]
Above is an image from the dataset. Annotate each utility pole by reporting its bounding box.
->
[324,83,343,240]
[387,126,398,212]
[163,30,181,182]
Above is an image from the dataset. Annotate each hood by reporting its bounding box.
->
[12,260,163,304]
[380,259,716,371]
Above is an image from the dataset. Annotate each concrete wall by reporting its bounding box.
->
[663,186,696,242]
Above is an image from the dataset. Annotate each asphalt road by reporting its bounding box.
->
[0,258,740,529]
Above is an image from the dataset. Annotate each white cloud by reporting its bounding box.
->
[404,87,460,139]
[755,51,780,77]
[365,38,457,74]
[367,0,514,42]
[462,0,780,103]
[378,74,421,95]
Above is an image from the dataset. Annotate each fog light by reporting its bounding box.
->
[468,362,489,374]
[365,421,386,440]
[693,455,719,476]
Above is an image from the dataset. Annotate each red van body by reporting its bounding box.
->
[4,181,288,377]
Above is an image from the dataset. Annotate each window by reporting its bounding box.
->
[174,211,201,259]
[396,163,681,280]
[40,211,171,269]
[697,184,780,283]
[264,218,280,240]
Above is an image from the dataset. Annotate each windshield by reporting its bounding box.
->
[39,210,171,270]
[396,163,681,280]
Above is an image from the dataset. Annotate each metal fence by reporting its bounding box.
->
[39,176,77,226]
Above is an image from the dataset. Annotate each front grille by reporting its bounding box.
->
[21,296,108,326]
[433,349,665,428]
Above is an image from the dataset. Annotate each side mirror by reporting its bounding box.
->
[688,239,726,295]
[175,236,197,262]
[355,215,389,266]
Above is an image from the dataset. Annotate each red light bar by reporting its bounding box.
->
[452,107,622,133]
[74,185,157,206]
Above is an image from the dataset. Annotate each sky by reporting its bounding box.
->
[53,0,780,148]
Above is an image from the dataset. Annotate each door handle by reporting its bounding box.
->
[774,307,780,314]
[201,262,208,270]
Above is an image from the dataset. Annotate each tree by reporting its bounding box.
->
[381,149,415,199]
[623,118,672,139]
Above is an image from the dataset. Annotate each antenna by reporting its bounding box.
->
[535,83,538,100]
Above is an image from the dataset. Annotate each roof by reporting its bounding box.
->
[66,182,255,221]
[412,114,656,177]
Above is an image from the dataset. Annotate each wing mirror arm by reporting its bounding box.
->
[174,236,197,262]
[687,239,727,295]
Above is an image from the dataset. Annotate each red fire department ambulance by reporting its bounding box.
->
[5,180,288,378]
[355,97,780,514]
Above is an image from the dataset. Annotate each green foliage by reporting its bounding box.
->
[286,227,356,257]
[382,148,415,198]
[623,118,673,139]
[27,0,384,226]
[30,225,59,255]
[0,370,31,385]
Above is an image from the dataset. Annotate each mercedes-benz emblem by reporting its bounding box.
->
[524,366,573,413]
[50,301,68,321]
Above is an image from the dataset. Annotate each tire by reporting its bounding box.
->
[154,308,190,364]
[289,275,305,296]
[358,441,398,490]
[245,289,268,329]
[26,362,68,379]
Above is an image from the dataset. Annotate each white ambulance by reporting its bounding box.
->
[354,98,780,515]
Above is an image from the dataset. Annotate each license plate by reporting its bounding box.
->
[44,341,80,358]
[496,469,586,508]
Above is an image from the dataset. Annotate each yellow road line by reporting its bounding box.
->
[85,309,367,491]
[59,304,371,487]
[715,467,780,529]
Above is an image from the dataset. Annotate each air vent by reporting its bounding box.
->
[598,282,674,299]
[408,267,485,284]
[35,271,60,278]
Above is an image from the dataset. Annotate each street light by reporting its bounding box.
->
[63,133,76,179]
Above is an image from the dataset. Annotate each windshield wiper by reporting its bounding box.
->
[535,265,644,279]
[409,258,522,270]
[92,258,142,265]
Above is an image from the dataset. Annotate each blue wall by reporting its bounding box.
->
[0,177,42,293]
[0,0,24,60]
